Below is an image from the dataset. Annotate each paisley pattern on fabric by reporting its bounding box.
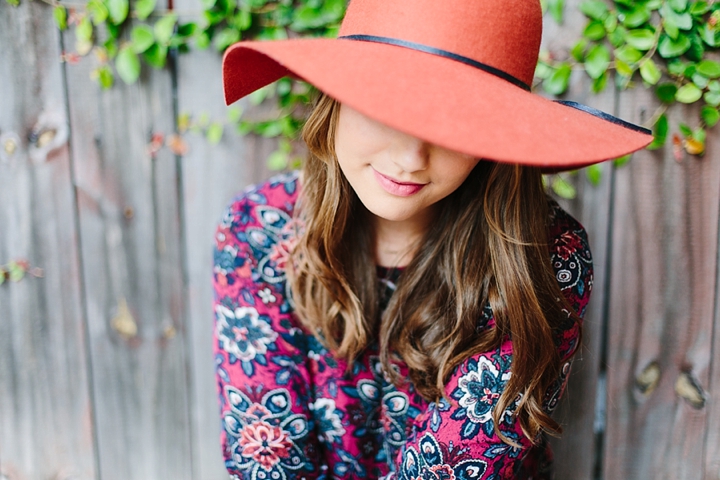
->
[212,172,593,480]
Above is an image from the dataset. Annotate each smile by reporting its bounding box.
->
[372,168,427,197]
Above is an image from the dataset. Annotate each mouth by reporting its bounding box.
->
[372,168,427,197]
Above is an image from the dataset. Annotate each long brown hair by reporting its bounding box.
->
[288,93,582,442]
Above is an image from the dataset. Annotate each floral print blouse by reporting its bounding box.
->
[212,171,593,480]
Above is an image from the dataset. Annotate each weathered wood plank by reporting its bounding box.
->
[173,9,277,476]
[61,11,193,480]
[706,190,720,477]
[0,2,96,479]
[605,88,719,479]
[542,3,613,478]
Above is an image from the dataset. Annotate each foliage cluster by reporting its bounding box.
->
[539,0,720,159]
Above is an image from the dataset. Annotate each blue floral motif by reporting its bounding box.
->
[216,305,278,375]
[223,386,313,480]
[450,354,513,439]
[312,398,346,444]
[341,356,421,469]
[245,205,295,285]
[398,433,487,480]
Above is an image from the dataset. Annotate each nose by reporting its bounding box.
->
[392,133,430,173]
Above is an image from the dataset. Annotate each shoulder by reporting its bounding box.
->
[214,171,302,289]
[546,198,593,299]
[219,170,301,231]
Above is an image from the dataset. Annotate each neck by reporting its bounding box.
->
[372,208,435,267]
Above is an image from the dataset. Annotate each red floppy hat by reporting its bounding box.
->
[222,0,653,169]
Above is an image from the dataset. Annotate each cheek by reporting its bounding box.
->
[434,157,481,194]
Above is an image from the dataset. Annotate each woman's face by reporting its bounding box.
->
[334,103,482,224]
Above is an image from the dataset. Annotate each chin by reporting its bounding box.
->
[364,203,419,223]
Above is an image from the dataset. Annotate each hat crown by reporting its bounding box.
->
[339,0,542,86]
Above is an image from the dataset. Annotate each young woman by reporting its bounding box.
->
[213,1,652,479]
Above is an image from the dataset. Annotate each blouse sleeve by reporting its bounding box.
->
[212,186,325,480]
[388,207,593,480]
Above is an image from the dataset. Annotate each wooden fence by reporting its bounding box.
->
[1,1,719,479]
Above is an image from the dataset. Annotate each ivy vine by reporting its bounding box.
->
[539,0,720,160]
[6,0,719,197]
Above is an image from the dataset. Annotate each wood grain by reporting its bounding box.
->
[542,2,614,478]
[605,87,719,479]
[61,11,193,480]
[173,7,278,475]
[0,3,96,479]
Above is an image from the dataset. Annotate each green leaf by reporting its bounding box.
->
[233,9,252,30]
[107,0,129,25]
[213,27,241,51]
[585,163,602,185]
[580,0,609,20]
[696,60,720,78]
[131,25,155,53]
[86,0,108,24]
[116,46,141,84]
[647,114,669,149]
[663,16,679,39]
[583,20,606,40]
[604,13,618,32]
[690,2,710,15]
[585,43,611,79]
[592,71,609,92]
[676,83,703,103]
[154,13,177,44]
[622,6,651,28]
[700,24,720,47]
[95,65,114,89]
[5,0,20,7]
[143,43,168,68]
[543,62,572,95]
[8,262,25,282]
[669,0,688,11]
[548,0,565,24]
[692,73,709,88]
[702,105,720,126]
[640,58,662,84]
[703,90,720,105]
[534,61,554,79]
[195,31,211,49]
[53,6,67,30]
[614,154,632,167]
[135,0,156,20]
[686,33,704,62]
[709,80,720,92]
[551,176,577,199]
[76,16,93,42]
[646,0,663,9]
[625,28,656,50]
[206,122,224,144]
[267,149,289,170]
[679,122,693,137]
[615,45,643,64]
[658,34,691,57]
[660,3,693,30]
[571,39,588,62]
[615,58,634,77]
[656,83,678,102]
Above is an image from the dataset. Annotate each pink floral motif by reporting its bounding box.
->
[239,420,294,470]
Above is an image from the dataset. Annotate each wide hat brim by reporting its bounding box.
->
[223,38,653,169]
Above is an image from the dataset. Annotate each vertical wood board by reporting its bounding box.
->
[542,3,614,478]
[605,88,719,479]
[174,13,279,476]
[0,3,96,480]
[61,13,193,480]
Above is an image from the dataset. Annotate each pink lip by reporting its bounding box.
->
[372,169,427,196]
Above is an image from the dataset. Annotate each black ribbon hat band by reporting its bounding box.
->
[339,34,652,135]
[340,34,532,91]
